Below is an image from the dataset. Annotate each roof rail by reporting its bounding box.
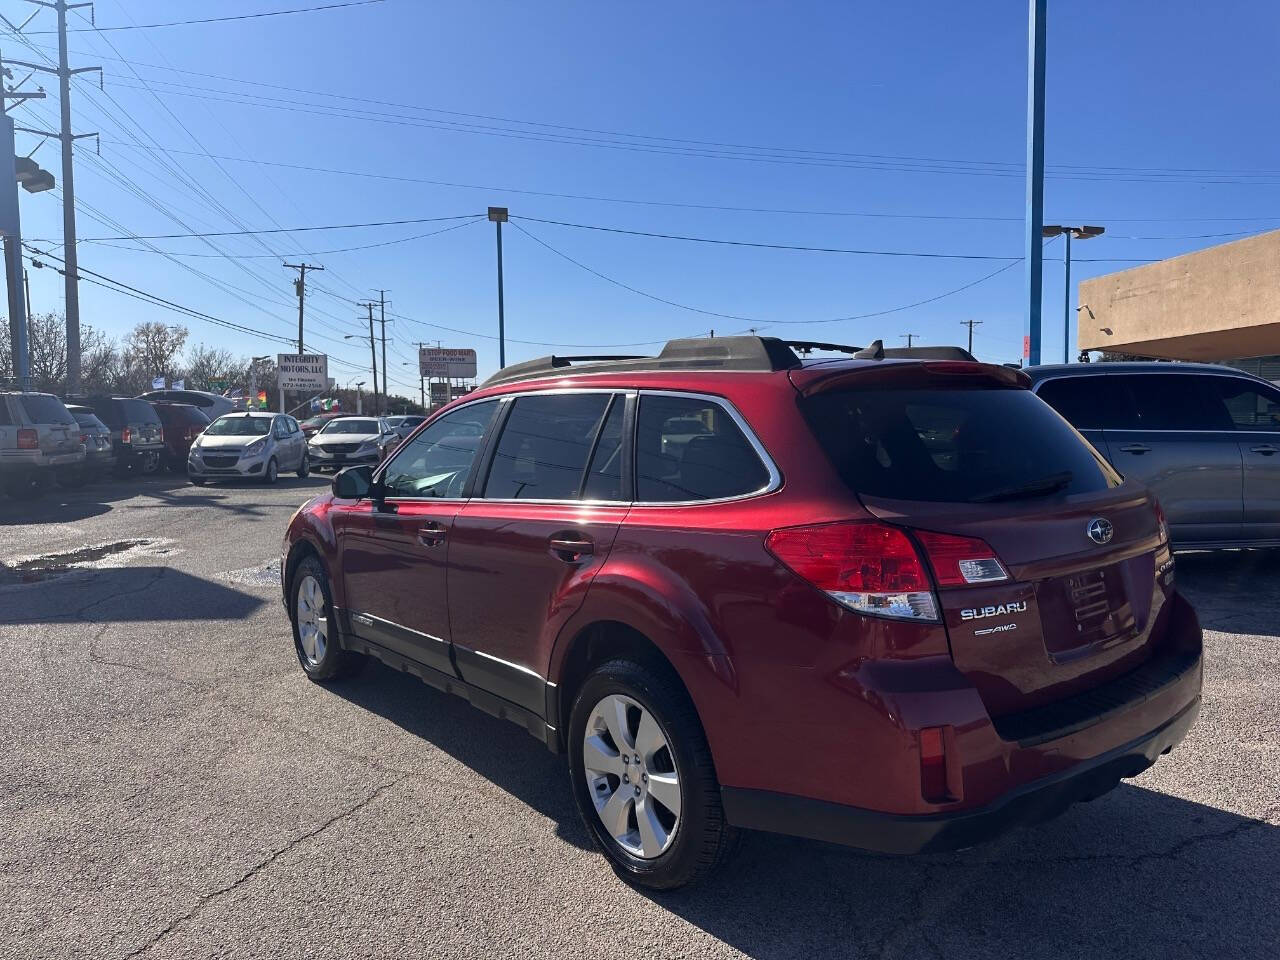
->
[477,335,978,388]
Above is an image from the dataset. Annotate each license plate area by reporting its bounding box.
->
[1035,564,1138,661]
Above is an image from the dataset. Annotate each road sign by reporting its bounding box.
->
[419,347,477,379]
[276,353,328,391]
[429,381,450,404]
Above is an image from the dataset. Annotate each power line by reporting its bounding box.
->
[27,1,388,34]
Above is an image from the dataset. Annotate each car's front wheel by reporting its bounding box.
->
[290,555,364,682]
[297,452,310,478]
[262,457,278,485]
[568,657,737,889]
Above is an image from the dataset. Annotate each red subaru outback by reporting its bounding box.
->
[281,336,1202,889]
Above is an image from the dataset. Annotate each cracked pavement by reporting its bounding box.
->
[1,475,1278,959]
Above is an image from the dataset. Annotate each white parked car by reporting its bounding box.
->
[187,412,309,485]
[307,416,399,472]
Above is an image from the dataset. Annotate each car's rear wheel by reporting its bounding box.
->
[262,457,278,485]
[2,472,43,499]
[297,452,310,478]
[290,556,364,682]
[568,658,737,889]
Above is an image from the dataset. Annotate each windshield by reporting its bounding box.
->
[319,419,379,435]
[802,386,1120,503]
[206,415,271,437]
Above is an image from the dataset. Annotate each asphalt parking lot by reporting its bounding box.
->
[1,476,1277,960]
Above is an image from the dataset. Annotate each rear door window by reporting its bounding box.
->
[635,394,771,502]
[19,394,74,425]
[803,386,1119,503]
[483,393,611,500]
[1117,374,1234,431]
[1213,378,1280,432]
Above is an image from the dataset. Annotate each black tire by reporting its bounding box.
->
[262,457,278,485]
[3,472,43,500]
[568,657,738,890]
[296,452,310,479]
[289,555,365,682]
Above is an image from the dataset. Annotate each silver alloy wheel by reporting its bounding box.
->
[295,574,328,666]
[582,693,682,859]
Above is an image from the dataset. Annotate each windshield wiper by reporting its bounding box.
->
[969,470,1073,503]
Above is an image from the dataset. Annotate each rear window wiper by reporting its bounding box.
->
[969,470,1073,503]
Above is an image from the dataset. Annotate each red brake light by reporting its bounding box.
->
[915,530,1008,587]
[79,433,89,444]
[187,425,202,440]
[765,521,938,620]
[919,726,951,803]
[17,428,37,450]
[121,426,132,444]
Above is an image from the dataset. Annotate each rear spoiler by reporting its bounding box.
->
[791,359,1032,397]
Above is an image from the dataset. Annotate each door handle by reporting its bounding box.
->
[418,522,448,547]
[1118,443,1151,454]
[1251,444,1278,455]
[549,536,594,562]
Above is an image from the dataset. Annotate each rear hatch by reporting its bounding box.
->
[795,361,1174,718]
[18,395,80,457]
[121,399,165,449]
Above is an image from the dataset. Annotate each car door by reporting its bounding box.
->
[1213,376,1280,541]
[1103,373,1243,545]
[447,391,630,714]
[332,399,501,675]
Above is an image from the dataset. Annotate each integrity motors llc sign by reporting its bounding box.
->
[276,353,329,392]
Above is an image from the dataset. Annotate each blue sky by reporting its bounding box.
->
[6,0,1280,395]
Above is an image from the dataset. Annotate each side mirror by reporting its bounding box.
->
[332,465,373,500]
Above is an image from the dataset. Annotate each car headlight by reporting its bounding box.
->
[245,438,266,456]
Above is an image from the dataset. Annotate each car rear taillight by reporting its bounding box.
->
[187,425,202,441]
[121,427,132,444]
[79,433,89,444]
[919,726,951,803]
[1152,497,1170,544]
[157,427,165,442]
[914,530,1008,586]
[765,521,939,621]
[17,428,38,450]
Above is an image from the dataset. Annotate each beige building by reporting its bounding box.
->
[1078,228,1280,363]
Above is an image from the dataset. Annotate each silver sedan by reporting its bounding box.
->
[187,412,310,485]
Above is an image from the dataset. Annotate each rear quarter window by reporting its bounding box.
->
[803,386,1120,503]
[635,394,771,502]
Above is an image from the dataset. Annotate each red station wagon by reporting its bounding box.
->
[280,336,1203,889]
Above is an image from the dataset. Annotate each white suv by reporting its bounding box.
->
[0,392,85,499]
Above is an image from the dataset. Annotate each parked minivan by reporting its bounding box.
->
[1028,362,1280,548]
[281,337,1202,889]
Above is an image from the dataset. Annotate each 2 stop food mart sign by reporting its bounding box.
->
[276,354,329,392]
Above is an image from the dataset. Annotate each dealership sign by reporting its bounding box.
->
[419,346,477,379]
[276,353,329,391]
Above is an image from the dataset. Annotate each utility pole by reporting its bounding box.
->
[376,289,390,408]
[488,207,507,368]
[901,333,919,348]
[1023,0,1048,367]
[363,302,379,415]
[960,319,983,354]
[9,2,99,394]
[284,262,323,354]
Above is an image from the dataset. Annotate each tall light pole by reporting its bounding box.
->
[488,206,508,369]
[1042,225,1105,362]
[1023,0,1047,367]
[345,306,378,415]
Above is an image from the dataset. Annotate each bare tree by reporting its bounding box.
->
[0,311,116,394]
[182,343,243,392]
[119,322,189,394]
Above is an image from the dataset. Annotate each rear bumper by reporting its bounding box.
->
[722,693,1199,854]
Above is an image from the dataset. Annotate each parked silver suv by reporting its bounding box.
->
[187,411,309,485]
[0,392,85,499]
[1028,362,1280,547]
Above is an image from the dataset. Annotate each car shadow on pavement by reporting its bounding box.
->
[0,474,192,525]
[643,785,1279,959]
[0,566,266,624]
[1173,548,1280,635]
[332,661,594,851]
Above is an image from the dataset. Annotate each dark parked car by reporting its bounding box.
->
[384,414,427,441]
[82,396,166,474]
[281,336,1202,889]
[151,402,212,472]
[65,405,118,482]
[1027,362,1280,548]
[300,412,344,438]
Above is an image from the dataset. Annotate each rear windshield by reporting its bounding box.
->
[802,386,1119,503]
[121,399,161,424]
[19,395,74,424]
[207,415,271,437]
[72,412,107,430]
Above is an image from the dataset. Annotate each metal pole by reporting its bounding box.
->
[1023,0,1047,367]
[367,302,379,415]
[0,114,29,391]
[1062,230,1072,363]
[55,0,83,395]
[496,221,506,369]
[378,289,388,409]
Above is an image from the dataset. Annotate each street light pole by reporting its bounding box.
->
[1023,0,1047,367]
[489,207,508,369]
[1042,225,1105,362]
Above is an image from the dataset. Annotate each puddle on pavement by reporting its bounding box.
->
[0,539,172,586]
[218,559,282,588]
